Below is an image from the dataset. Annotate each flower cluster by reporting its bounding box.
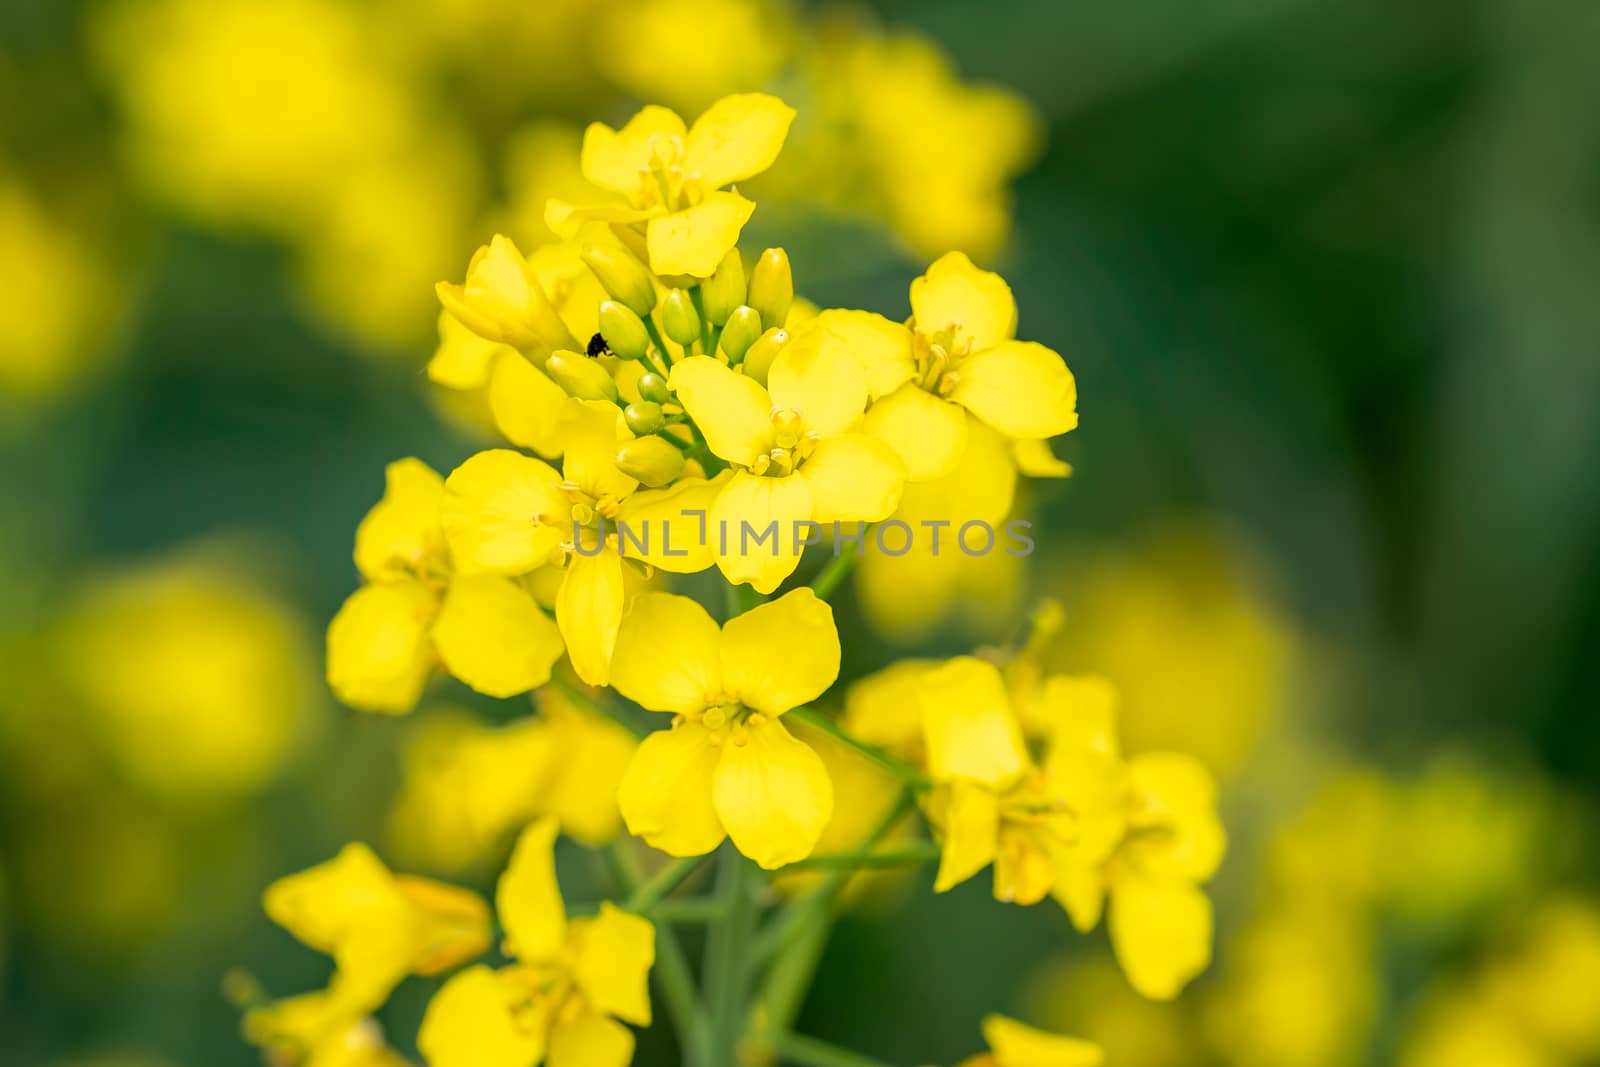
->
[268,92,1213,1067]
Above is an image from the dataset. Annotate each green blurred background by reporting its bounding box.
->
[3,0,1598,1065]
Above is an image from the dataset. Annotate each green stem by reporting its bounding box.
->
[810,532,867,601]
[643,316,677,367]
[607,843,704,1054]
[779,844,940,872]
[786,707,930,791]
[702,847,761,1067]
[626,855,707,912]
[770,1032,901,1067]
[690,286,714,354]
[552,673,646,737]
[650,896,727,923]
[755,788,918,1030]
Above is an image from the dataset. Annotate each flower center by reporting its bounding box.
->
[911,324,973,397]
[635,134,706,212]
[748,407,820,477]
[680,699,768,747]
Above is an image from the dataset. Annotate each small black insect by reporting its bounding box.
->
[586,332,609,357]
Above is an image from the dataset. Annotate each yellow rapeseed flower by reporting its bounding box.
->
[548,94,796,277]
[669,325,907,592]
[611,589,839,869]
[439,399,721,684]
[263,842,491,1013]
[832,252,1077,482]
[418,818,655,1067]
[326,458,565,712]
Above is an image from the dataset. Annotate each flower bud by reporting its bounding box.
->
[637,372,672,403]
[546,351,619,402]
[740,327,790,386]
[616,435,685,488]
[624,401,666,435]
[701,249,747,326]
[582,244,657,317]
[598,301,650,361]
[747,248,793,332]
[661,289,702,347]
[717,306,763,364]
[436,236,577,354]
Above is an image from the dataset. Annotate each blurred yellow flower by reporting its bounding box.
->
[0,176,120,400]
[593,0,791,114]
[55,555,317,797]
[612,589,838,869]
[388,696,636,872]
[418,818,654,1067]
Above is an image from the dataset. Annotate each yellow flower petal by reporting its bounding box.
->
[712,716,833,869]
[556,545,627,686]
[438,236,577,353]
[951,341,1078,439]
[441,450,566,575]
[861,384,968,483]
[843,659,937,755]
[429,310,512,390]
[610,592,723,714]
[1109,874,1213,1000]
[568,902,655,1026]
[1125,753,1226,883]
[720,588,840,715]
[815,309,916,399]
[646,190,756,277]
[419,965,545,1067]
[709,470,814,593]
[431,576,563,698]
[919,657,1028,788]
[1030,675,1120,756]
[994,823,1063,906]
[548,1012,634,1067]
[616,473,726,574]
[326,582,436,714]
[581,105,687,196]
[1012,436,1073,478]
[910,251,1016,352]
[618,721,726,857]
[560,398,638,502]
[932,782,1000,892]
[496,817,566,964]
[668,355,774,467]
[684,93,796,190]
[1051,866,1107,933]
[353,458,446,583]
[797,432,907,523]
[488,354,571,460]
[767,325,869,438]
[263,842,403,956]
[982,1015,1104,1067]
[393,875,495,974]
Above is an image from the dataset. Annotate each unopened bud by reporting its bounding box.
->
[546,351,619,402]
[616,435,685,488]
[701,249,747,326]
[740,327,790,385]
[637,372,672,404]
[582,244,657,317]
[747,248,793,331]
[599,301,650,361]
[718,306,762,364]
[662,289,702,346]
[624,401,666,435]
